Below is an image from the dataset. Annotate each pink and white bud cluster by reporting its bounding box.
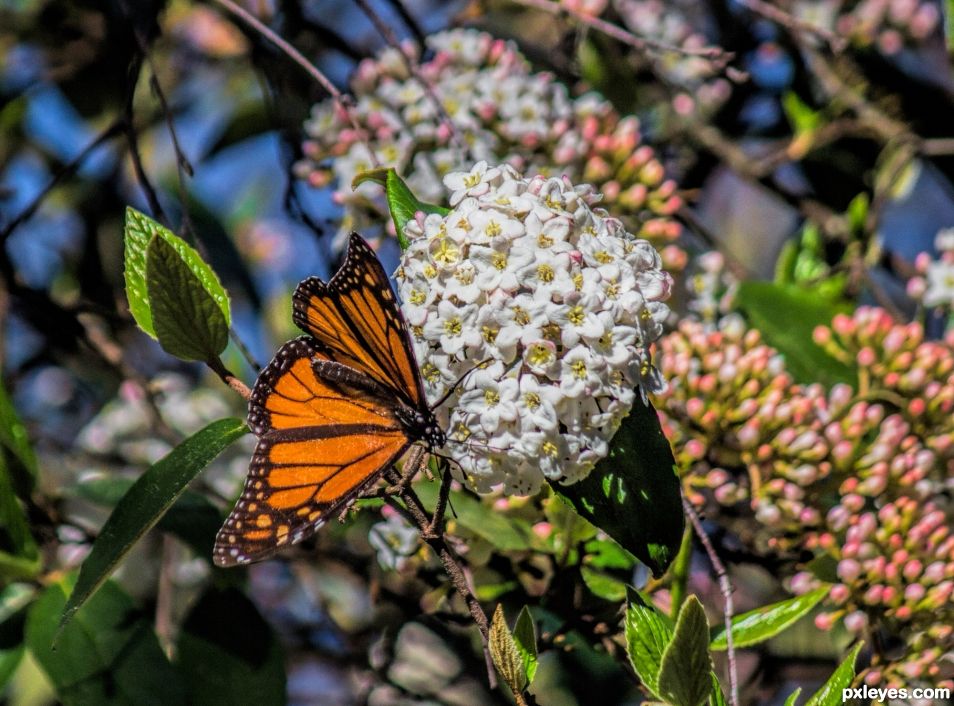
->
[654,308,954,688]
[907,228,954,311]
[834,0,941,55]
[396,164,672,495]
[613,0,732,120]
[797,496,954,688]
[293,28,682,257]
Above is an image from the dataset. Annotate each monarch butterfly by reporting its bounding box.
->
[213,233,445,567]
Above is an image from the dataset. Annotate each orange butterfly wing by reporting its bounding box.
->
[213,337,413,566]
[292,232,426,409]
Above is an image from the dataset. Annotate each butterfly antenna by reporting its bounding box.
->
[430,358,495,411]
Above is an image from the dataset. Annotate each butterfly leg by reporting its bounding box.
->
[384,443,429,494]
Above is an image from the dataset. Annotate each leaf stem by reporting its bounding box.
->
[207,356,252,400]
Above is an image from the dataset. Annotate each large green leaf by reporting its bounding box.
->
[176,587,285,706]
[146,233,230,362]
[414,482,534,551]
[804,642,863,706]
[59,418,248,631]
[657,596,713,706]
[550,398,683,577]
[0,379,37,494]
[74,477,226,558]
[0,585,32,692]
[580,566,627,602]
[27,579,186,706]
[735,282,855,387]
[352,168,449,249]
[624,593,674,697]
[710,586,829,650]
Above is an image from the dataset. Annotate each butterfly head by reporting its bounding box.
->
[395,405,446,450]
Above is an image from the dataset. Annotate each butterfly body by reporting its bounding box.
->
[214,234,442,567]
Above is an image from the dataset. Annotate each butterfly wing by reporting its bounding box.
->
[292,232,426,410]
[214,337,412,567]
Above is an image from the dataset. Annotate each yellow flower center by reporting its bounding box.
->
[409,289,426,305]
[444,317,462,336]
[513,305,530,326]
[537,264,554,283]
[483,389,500,406]
[567,305,585,325]
[523,392,540,410]
[482,326,498,343]
[486,221,502,238]
[572,359,588,379]
[433,238,459,265]
[528,344,553,367]
[463,172,481,187]
[541,440,558,457]
[492,252,508,270]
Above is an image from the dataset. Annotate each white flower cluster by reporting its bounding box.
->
[294,28,682,254]
[396,163,672,496]
[909,228,954,309]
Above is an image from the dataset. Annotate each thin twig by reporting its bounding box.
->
[736,0,847,52]
[229,329,261,371]
[512,0,732,64]
[425,464,453,538]
[209,0,379,167]
[0,119,125,243]
[683,496,738,706]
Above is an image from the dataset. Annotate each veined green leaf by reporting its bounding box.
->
[624,594,674,698]
[352,168,449,249]
[657,596,713,706]
[710,586,829,650]
[489,604,528,694]
[804,642,863,706]
[512,606,538,685]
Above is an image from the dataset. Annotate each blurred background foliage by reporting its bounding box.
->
[2,0,954,704]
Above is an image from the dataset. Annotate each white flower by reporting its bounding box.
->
[369,512,420,571]
[396,165,672,495]
[923,260,954,308]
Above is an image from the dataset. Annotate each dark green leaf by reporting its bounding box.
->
[27,579,186,706]
[0,586,32,693]
[584,538,637,570]
[176,587,285,706]
[0,455,38,580]
[414,482,534,551]
[580,566,627,602]
[0,379,37,494]
[710,586,829,650]
[124,207,157,337]
[710,672,727,706]
[60,418,248,631]
[74,477,226,559]
[657,596,713,706]
[489,604,527,694]
[512,606,538,685]
[352,168,449,249]
[550,398,683,577]
[146,234,230,362]
[624,593,674,697]
[735,282,856,387]
[804,642,863,706]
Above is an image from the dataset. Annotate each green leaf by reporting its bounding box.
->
[414,482,534,551]
[782,92,821,134]
[624,594,674,698]
[580,566,627,602]
[27,578,186,706]
[74,477,226,559]
[550,398,683,577]
[710,586,829,650]
[489,604,527,694]
[784,687,803,706]
[176,587,285,706]
[805,642,863,706]
[0,379,37,494]
[0,585,32,693]
[352,168,449,249]
[0,455,38,580]
[584,538,637,570]
[512,606,538,685]
[710,673,727,706]
[124,207,157,337]
[735,282,856,387]
[657,596,713,706]
[59,418,248,631]
[146,233,230,362]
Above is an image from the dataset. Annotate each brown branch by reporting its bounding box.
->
[683,496,738,706]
